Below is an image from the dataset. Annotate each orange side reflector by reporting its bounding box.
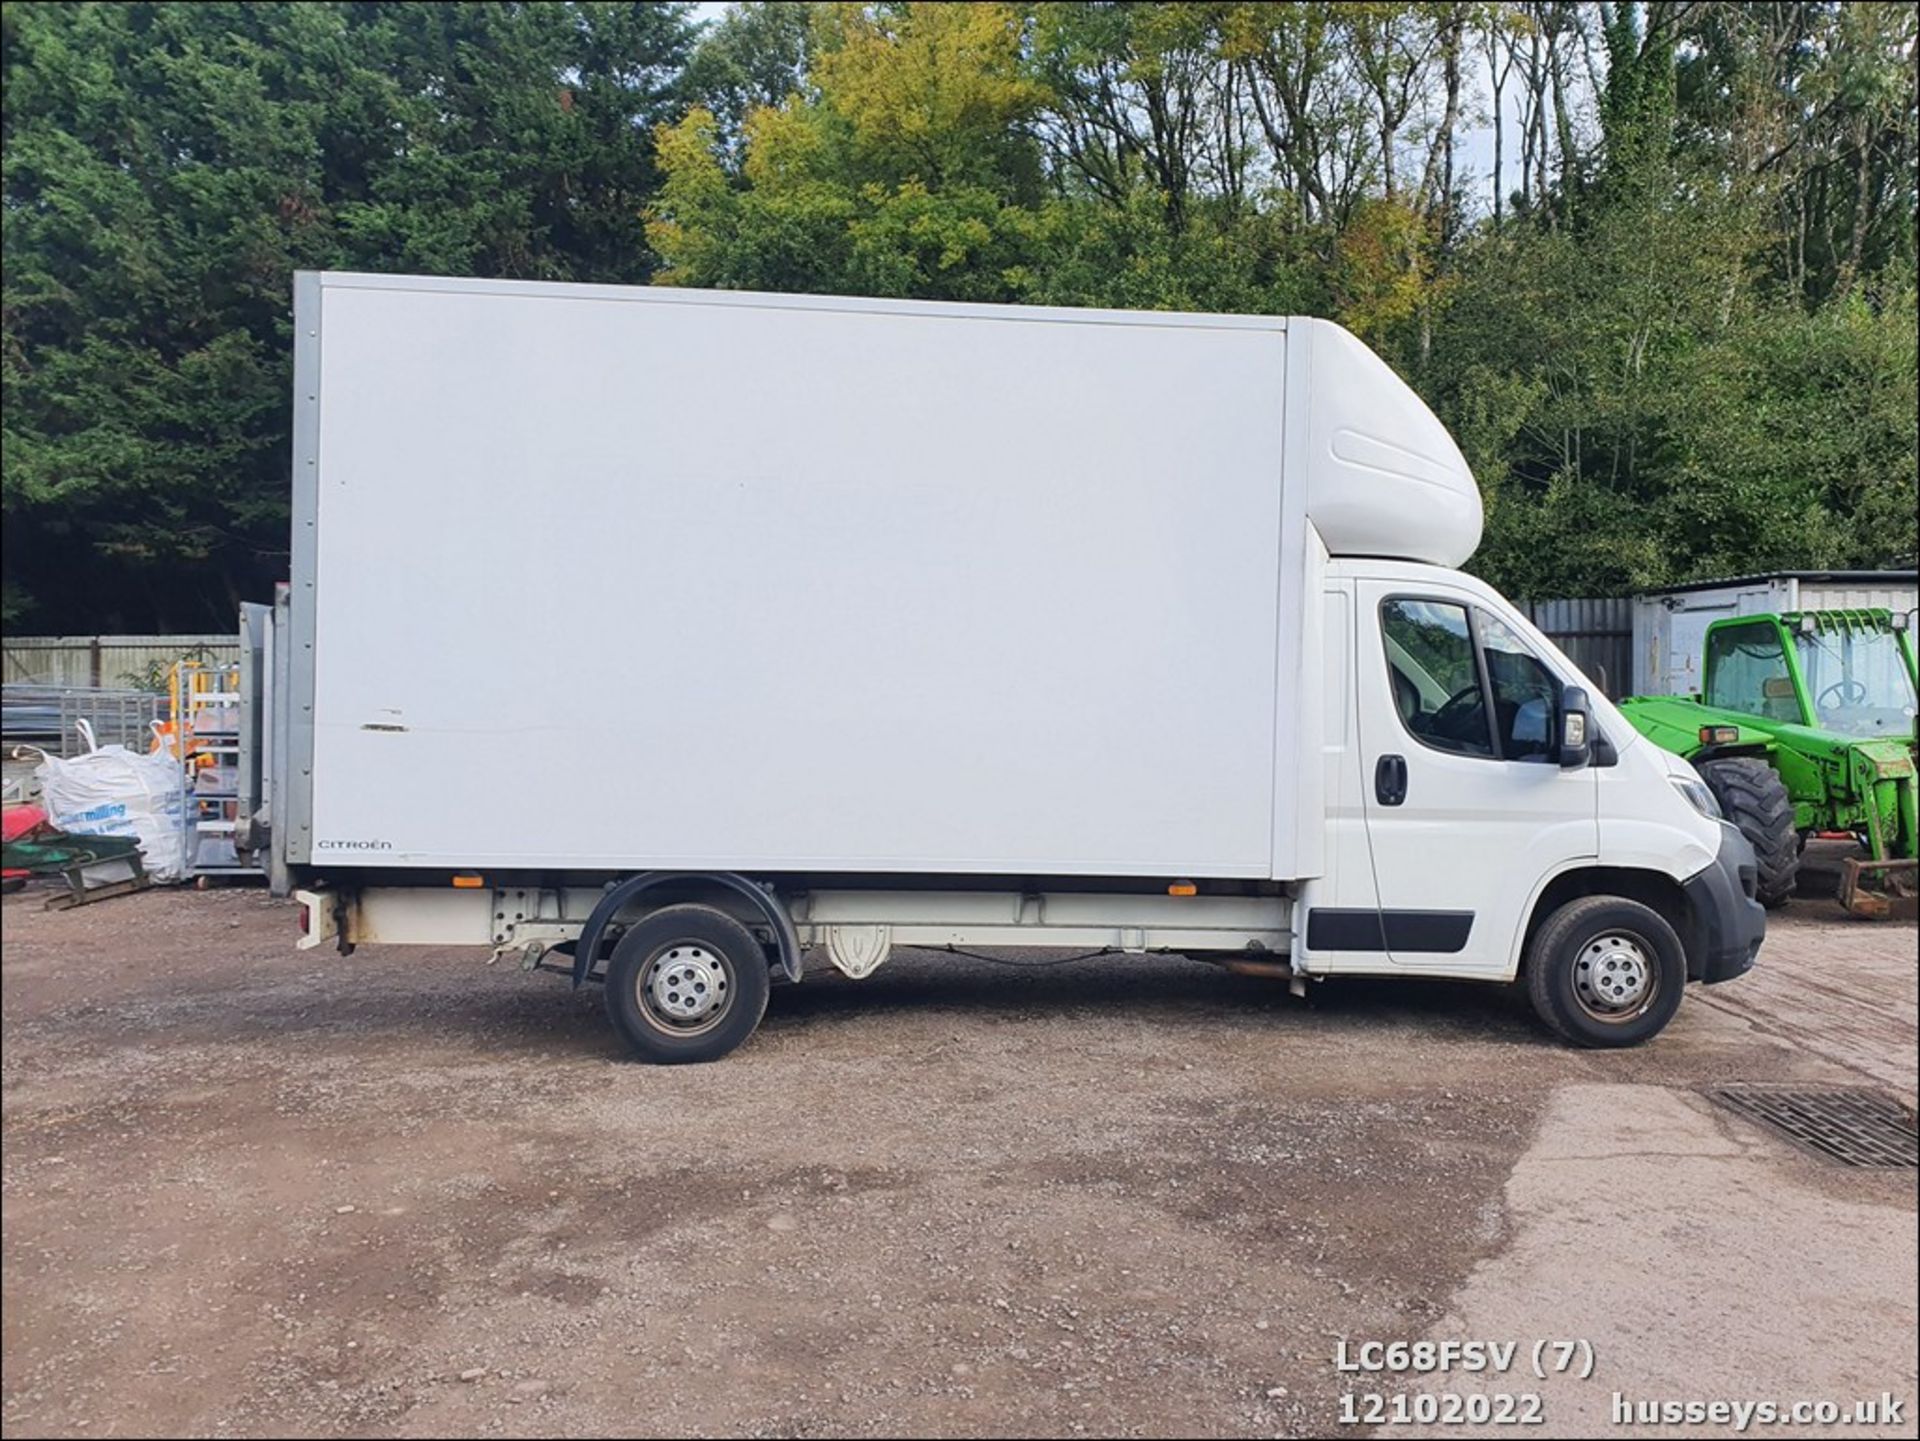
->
[451,873,485,889]
[1168,881,1197,897]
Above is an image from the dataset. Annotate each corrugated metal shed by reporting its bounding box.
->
[1524,598,1633,700]
[1,635,237,688]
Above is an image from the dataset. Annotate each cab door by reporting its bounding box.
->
[1348,581,1599,975]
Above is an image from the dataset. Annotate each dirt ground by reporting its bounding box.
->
[2,884,1915,1439]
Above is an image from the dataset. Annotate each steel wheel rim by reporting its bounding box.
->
[1572,932,1655,1023]
[636,942,733,1037]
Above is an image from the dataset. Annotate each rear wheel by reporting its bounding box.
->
[1525,896,1686,1048]
[603,904,771,1064]
[1697,756,1799,908]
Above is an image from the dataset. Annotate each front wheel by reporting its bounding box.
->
[1525,896,1686,1048]
[603,904,772,1064]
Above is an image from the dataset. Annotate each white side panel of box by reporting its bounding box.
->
[303,275,1297,877]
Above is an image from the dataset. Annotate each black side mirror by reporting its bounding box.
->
[1558,686,1593,769]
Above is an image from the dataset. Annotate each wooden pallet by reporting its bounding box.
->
[43,852,151,911]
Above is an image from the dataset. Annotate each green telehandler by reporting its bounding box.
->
[1616,607,1917,914]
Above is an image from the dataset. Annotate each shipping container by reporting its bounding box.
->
[1632,573,1920,697]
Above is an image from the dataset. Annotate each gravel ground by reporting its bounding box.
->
[2,886,1914,1439]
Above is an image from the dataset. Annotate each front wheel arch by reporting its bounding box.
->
[1515,865,1700,981]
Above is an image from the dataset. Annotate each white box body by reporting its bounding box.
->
[288,274,1479,881]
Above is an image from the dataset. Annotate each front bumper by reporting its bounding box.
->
[1681,821,1766,983]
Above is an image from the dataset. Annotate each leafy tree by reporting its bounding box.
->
[679,0,814,159]
[1674,2,1918,302]
[812,2,1048,194]
[651,3,1047,300]
[2,1,694,629]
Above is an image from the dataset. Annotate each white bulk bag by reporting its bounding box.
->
[33,721,189,882]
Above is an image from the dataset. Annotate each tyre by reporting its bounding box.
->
[1697,756,1799,908]
[1525,896,1686,1048]
[603,904,772,1064]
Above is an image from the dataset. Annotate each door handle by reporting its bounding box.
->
[1375,754,1408,806]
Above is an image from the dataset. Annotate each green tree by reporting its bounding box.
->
[650,3,1049,300]
[2,1,694,629]
[680,0,814,159]
[5,0,1913,624]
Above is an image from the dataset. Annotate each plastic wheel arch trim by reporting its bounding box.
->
[570,871,803,988]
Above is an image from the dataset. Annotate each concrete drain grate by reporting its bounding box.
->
[1708,1086,1917,1169]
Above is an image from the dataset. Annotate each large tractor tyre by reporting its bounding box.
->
[1697,756,1800,909]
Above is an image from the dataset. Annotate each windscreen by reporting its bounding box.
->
[1794,625,1917,738]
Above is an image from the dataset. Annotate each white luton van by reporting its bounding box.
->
[238,271,1765,1062]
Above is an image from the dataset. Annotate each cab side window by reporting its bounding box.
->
[1381,600,1495,757]
[1706,622,1796,721]
[1479,614,1560,762]
[1382,600,1565,762]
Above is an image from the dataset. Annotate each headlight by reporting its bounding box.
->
[1670,773,1723,820]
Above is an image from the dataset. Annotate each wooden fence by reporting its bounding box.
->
[1,634,238,690]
